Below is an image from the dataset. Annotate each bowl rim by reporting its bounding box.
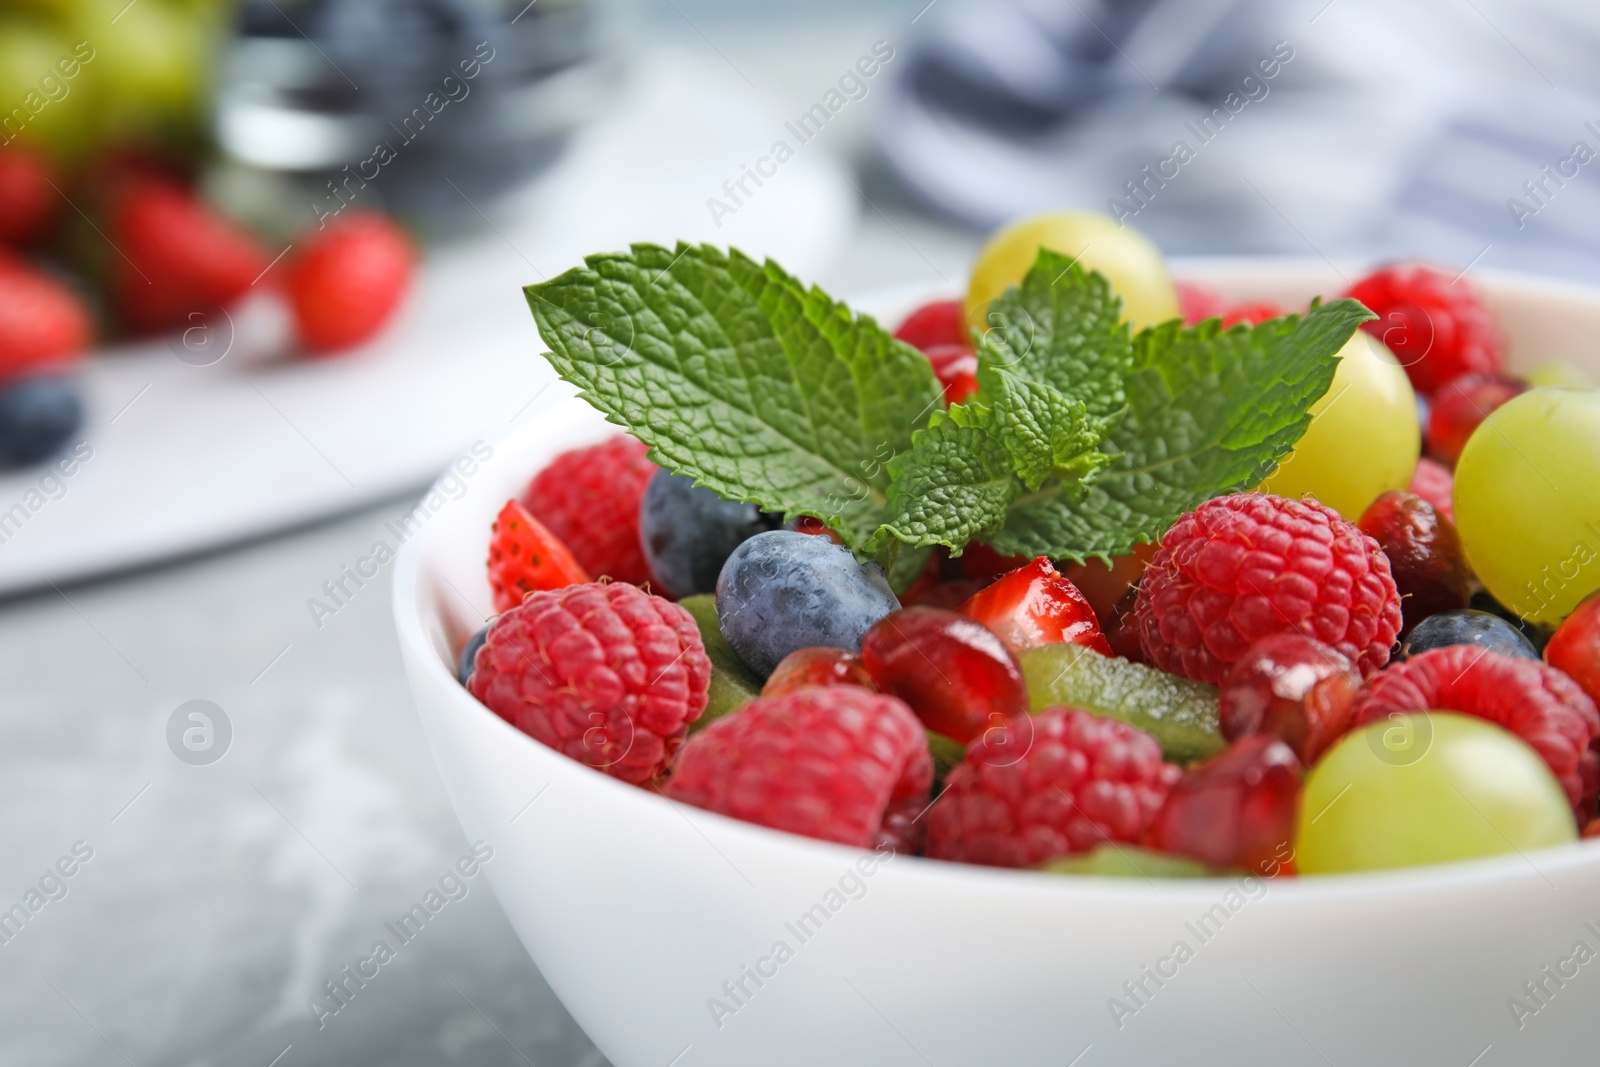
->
[392,257,1600,903]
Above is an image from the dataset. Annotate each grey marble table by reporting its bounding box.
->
[0,15,979,1060]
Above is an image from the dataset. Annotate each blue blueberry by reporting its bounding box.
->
[1469,590,1551,654]
[716,530,900,679]
[457,625,489,686]
[639,470,782,598]
[0,376,81,466]
[1402,609,1540,661]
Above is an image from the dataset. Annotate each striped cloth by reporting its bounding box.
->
[876,0,1600,280]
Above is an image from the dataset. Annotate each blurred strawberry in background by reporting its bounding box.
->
[107,178,270,334]
[0,145,61,247]
[286,213,415,354]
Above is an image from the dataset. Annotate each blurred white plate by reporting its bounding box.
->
[0,51,858,597]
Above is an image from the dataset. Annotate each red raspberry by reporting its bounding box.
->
[1409,457,1455,523]
[522,434,657,586]
[1426,374,1526,467]
[468,582,709,785]
[1135,492,1402,685]
[893,299,978,405]
[487,499,590,614]
[285,213,414,353]
[1177,281,1227,324]
[893,298,966,350]
[665,686,930,849]
[0,259,91,383]
[925,343,979,405]
[927,708,1179,867]
[1176,282,1281,329]
[109,181,269,334]
[0,145,60,247]
[1218,301,1282,329]
[1344,263,1505,396]
[1351,646,1600,819]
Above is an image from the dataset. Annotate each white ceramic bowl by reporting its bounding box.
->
[394,262,1600,1067]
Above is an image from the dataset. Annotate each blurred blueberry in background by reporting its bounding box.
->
[215,0,621,237]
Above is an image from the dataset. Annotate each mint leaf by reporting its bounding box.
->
[991,299,1376,561]
[978,250,1132,423]
[874,414,1017,551]
[876,249,1131,549]
[958,251,1130,493]
[525,244,944,549]
[525,240,1372,574]
[960,376,1106,492]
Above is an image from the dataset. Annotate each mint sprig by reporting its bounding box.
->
[525,242,1374,569]
[525,243,943,552]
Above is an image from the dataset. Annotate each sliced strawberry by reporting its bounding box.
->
[487,499,590,613]
[960,556,1112,656]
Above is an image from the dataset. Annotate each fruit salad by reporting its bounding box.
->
[458,211,1600,880]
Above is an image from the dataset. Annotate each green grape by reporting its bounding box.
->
[1258,330,1419,518]
[1525,362,1592,389]
[677,595,758,730]
[72,0,208,142]
[1018,643,1224,763]
[0,17,96,159]
[963,211,1180,336]
[1296,712,1574,875]
[1454,388,1600,626]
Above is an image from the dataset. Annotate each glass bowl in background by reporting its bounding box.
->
[210,0,624,240]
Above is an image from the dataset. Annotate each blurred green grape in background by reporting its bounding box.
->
[0,0,228,163]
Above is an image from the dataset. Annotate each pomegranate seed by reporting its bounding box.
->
[960,556,1111,656]
[1218,633,1359,763]
[1357,490,1470,637]
[1146,735,1302,874]
[860,606,1028,745]
[1426,374,1527,467]
[762,647,876,697]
